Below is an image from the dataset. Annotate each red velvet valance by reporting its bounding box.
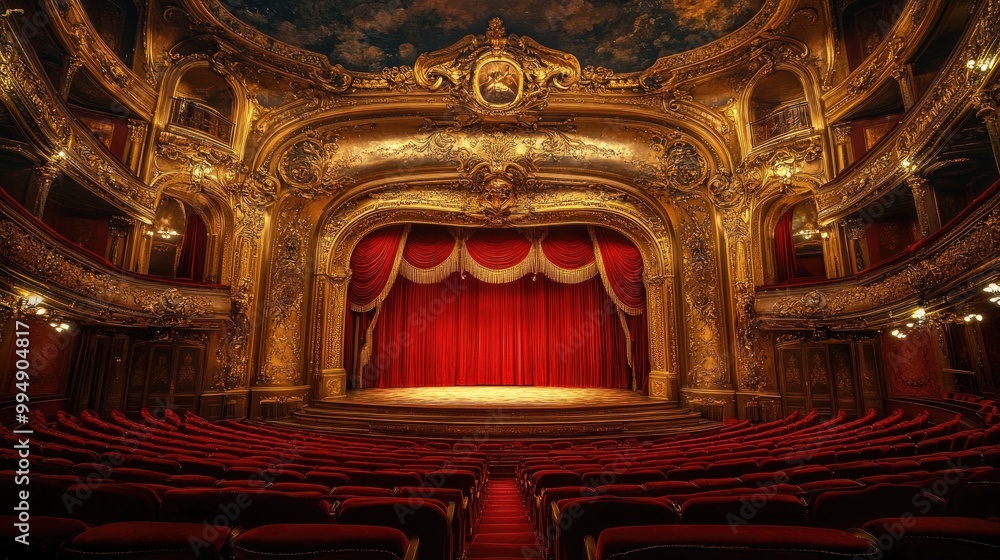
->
[347,224,645,314]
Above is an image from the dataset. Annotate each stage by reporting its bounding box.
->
[278,386,719,440]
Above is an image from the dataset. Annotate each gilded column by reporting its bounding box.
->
[906,175,939,239]
[841,218,868,273]
[644,273,675,401]
[60,56,83,100]
[318,271,351,399]
[831,123,853,174]
[973,87,1000,172]
[892,65,917,110]
[126,119,149,174]
[107,215,134,267]
[31,165,59,218]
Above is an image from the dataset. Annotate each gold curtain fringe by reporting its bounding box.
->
[617,306,634,372]
[357,306,381,373]
[537,259,598,283]
[589,226,644,316]
[350,225,411,313]
[463,244,538,284]
[399,239,460,284]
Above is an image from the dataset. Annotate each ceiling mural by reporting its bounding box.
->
[222,0,766,72]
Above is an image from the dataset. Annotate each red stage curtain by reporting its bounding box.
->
[358,274,637,389]
[346,224,650,390]
[774,209,797,282]
[592,227,645,314]
[176,212,206,281]
[348,225,406,311]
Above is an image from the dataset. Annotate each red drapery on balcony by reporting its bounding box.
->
[345,224,648,390]
[774,209,797,283]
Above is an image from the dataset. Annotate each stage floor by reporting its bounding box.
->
[281,386,721,440]
[336,386,652,408]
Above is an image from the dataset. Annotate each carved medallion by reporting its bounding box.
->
[474,56,523,110]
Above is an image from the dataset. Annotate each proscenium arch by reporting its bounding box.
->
[307,184,681,402]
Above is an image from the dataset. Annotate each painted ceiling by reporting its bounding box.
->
[223,0,766,73]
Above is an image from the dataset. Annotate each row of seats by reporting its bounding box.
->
[1,408,491,560]
[942,392,1000,425]
[1,518,419,560]
[585,517,1000,560]
[513,408,1000,560]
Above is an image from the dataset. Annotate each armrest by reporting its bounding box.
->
[551,501,562,528]
[584,535,599,560]
[404,537,420,560]
[446,502,456,525]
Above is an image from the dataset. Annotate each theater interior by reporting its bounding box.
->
[2,0,1000,558]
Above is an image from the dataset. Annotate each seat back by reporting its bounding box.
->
[338,497,451,560]
[594,524,875,560]
[810,483,945,530]
[554,496,677,560]
[161,488,331,528]
[679,494,807,526]
[65,484,160,525]
[231,523,412,560]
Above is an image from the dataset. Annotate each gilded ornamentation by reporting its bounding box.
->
[413,18,580,117]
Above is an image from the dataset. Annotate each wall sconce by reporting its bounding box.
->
[967,58,992,73]
[985,283,1000,306]
[48,318,71,333]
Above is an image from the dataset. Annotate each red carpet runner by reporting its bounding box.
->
[468,479,540,559]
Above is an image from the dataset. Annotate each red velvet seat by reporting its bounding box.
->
[861,516,1000,560]
[666,465,708,481]
[165,474,218,487]
[161,488,331,528]
[0,515,87,560]
[949,482,1000,519]
[641,480,700,497]
[396,486,467,556]
[65,483,161,525]
[347,470,422,489]
[553,496,677,560]
[679,494,807,525]
[810,484,947,530]
[337,497,452,560]
[305,470,353,487]
[109,467,174,484]
[232,523,415,560]
[64,521,231,559]
[330,486,397,499]
[593,524,876,560]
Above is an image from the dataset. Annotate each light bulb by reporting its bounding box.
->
[35,307,47,315]
[968,59,977,69]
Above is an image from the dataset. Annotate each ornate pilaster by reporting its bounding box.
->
[831,123,853,174]
[60,56,83,99]
[892,65,917,109]
[644,273,675,401]
[31,165,59,218]
[126,119,148,172]
[107,215,133,267]
[318,271,351,399]
[906,175,939,239]
[842,217,868,273]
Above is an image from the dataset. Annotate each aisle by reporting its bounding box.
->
[467,479,541,559]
